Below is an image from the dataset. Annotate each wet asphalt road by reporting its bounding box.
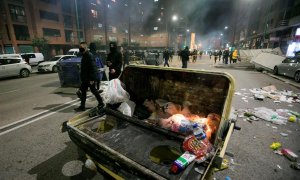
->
[0,55,299,180]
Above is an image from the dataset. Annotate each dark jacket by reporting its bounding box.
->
[107,51,122,74]
[163,50,170,60]
[80,51,98,82]
[181,49,190,61]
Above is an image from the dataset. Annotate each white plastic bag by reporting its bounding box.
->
[103,79,130,104]
[117,100,136,117]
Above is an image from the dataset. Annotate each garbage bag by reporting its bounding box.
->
[103,79,130,104]
[253,107,287,125]
[117,100,136,117]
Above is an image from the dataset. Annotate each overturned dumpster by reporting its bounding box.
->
[64,65,239,179]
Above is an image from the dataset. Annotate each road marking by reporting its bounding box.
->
[0,95,92,136]
[0,89,20,95]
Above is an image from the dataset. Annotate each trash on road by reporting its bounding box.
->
[248,85,300,103]
[270,142,281,150]
[273,150,283,156]
[290,162,300,170]
[281,148,299,162]
[280,132,288,137]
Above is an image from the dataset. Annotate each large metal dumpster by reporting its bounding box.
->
[57,56,104,87]
[64,65,238,179]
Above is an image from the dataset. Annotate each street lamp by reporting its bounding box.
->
[172,15,178,21]
[224,26,228,30]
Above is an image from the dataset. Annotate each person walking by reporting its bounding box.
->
[232,49,239,63]
[163,48,170,67]
[74,42,105,112]
[223,48,230,64]
[106,42,123,80]
[213,50,218,64]
[218,50,222,61]
[89,42,102,90]
[181,46,190,68]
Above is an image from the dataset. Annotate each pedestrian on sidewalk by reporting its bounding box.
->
[232,49,239,63]
[107,42,123,80]
[163,48,170,67]
[213,50,218,64]
[181,46,190,68]
[218,50,222,61]
[223,48,230,64]
[74,42,105,112]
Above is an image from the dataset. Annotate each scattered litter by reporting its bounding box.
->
[274,164,282,172]
[225,176,232,180]
[243,100,248,103]
[242,97,247,100]
[241,88,247,91]
[253,107,287,125]
[288,104,294,107]
[234,92,242,96]
[272,126,278,129]
[254,94,265,101]
[280,133,288,137]
[253,136,256,139]
[270,142,281,150]
[273,150,283,155]
[277,164,282,170]
[281,148,299,162]
[287,130,292,133]
[289,116,296,122]
[248,85,300,104]
[266,123,270,127]
[290,162,300,170]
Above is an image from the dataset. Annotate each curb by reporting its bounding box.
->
[265,72,300,89]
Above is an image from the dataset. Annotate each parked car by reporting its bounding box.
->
[0,57,31,78]
[37,55,75,73]
[20,53,44,66]
[67,48,79,56]
[273,56,300,82]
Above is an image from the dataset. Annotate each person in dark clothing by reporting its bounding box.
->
[123,48,130,70]
[223,48,230,64]
[218,50,222,61]
[74,42,105,112]
[107,42,122,80]
[89,42,101,90]
[181,46,190,68]
[213,50,218,64]
[163,48,170,67]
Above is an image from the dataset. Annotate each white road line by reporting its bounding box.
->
[0,98,79,131]
[0,89,20,95]
[0,100,81,136]
[0,99,79,136]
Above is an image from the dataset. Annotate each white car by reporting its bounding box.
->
[37,55,75,73]
[0,57,32,78]
[20,53,44,66]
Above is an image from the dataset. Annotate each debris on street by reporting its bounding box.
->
[290,162,300,170]
[270,142,281,150]
[281,148,299,162]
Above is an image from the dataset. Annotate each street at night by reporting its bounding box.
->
[1,0,300,179]
[1,56,300,179]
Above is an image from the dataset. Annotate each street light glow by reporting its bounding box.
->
[221,33,223,36]
[158,18,161,22]
[172,15,178,21]
[225,26,228,30]
[186,29,190,32]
